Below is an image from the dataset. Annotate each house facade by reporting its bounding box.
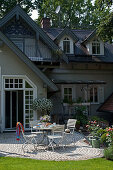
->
[0,5,113,131]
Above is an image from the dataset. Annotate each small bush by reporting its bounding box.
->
[104,146,113,161]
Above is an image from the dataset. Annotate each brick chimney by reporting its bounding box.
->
[41,18,50,29]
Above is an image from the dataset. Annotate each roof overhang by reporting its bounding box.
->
[52,80,106,84]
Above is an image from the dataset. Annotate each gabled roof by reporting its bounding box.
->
[46,28,113,63]
[0,31,58,91]
[0,5,68,63]
[54,27,78,42]
[98,93,113,113]
[81,29,97,44]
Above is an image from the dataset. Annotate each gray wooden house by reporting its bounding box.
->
[0,5,113,131]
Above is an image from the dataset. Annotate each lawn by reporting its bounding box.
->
[0,157,113,170]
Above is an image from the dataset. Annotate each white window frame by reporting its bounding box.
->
[61,85,75,102]
[63,37,70,54]
[92,39,100,55]
[89,86,99,104]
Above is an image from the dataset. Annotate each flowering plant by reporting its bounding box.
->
[86,120,100,138]
[32,98,53,114]
[40,115,50,122]
[105,127,113,146]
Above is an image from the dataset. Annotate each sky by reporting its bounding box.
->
[31,9,38,20]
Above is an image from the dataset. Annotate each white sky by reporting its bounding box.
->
[31,9,38,20]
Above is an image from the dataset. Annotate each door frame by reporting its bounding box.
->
[1,75,37,131]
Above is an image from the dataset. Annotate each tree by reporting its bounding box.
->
[35,0,97,29]
[95,0,113,42]
[0,0,36,18]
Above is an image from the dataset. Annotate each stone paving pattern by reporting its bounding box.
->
[0,132,104,161]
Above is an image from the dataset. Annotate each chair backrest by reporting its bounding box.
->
[67,119,77,129]
[29,120,40,132]
[52,125,65,135]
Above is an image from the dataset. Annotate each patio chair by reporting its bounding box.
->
[20,124,38,152]
[47,125,65,151]
[64,119,77,145]
[30,120,41,133]
[67,119,77,132]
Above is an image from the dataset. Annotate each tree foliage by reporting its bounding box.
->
[35,0,97,29]
[0,0,36,18]
[95,0,113,42]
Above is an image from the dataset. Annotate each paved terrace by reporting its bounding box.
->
[0,132,103,161]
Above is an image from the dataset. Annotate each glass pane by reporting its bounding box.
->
[64,88,67,94]
[69,95,72,102]
[92,46,96,54]
[25,81,32,88]
[19,79,22,83]
[10,79,13,83]
[5,79,9,83]
[97,45,100,54]
[15,79,18,83]
[15,84,18,88]
[10,84,13,88]
[94,88,98,102]
[69,88,72,94]
[90,88,93,102]
[5,84,9,88]
[19,84,22,88]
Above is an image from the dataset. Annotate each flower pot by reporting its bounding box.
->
[92,139,100,148]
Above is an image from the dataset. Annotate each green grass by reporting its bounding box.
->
[0,157,113,170]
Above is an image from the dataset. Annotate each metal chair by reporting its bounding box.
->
[67,119,77,132]
[65,119,77,145]
[20,124,38,152]
[47,125,65,151]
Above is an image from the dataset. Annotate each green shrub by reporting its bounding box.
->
[101,133,107,145]
[74,112,88,126]
[104,146,113,160]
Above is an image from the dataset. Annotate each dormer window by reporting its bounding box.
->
[63,37,70,54]
[92,39,100,55]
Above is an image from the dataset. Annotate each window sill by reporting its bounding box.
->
[63,102,90,106]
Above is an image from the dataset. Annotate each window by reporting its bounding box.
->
[63,87,72,102]
[5,78,23,89]
[89,87,98,103]
[63,37,70,54]
[92,39,100,54]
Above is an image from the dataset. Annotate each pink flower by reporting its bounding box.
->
[97,125,99,127]
[86,125,89,128]
[106,133,109,136]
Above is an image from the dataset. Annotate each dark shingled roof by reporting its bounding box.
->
[98,93,113,113]
[44,28,113,63]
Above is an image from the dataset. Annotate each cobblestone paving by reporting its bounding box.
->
[0,132,104,161]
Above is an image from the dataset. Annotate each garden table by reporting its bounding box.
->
[33,124,56,145]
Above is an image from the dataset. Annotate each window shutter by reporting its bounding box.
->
[98,87,104,103]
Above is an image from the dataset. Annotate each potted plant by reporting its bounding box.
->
[32,98,53,119]
[86,120,101,148]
